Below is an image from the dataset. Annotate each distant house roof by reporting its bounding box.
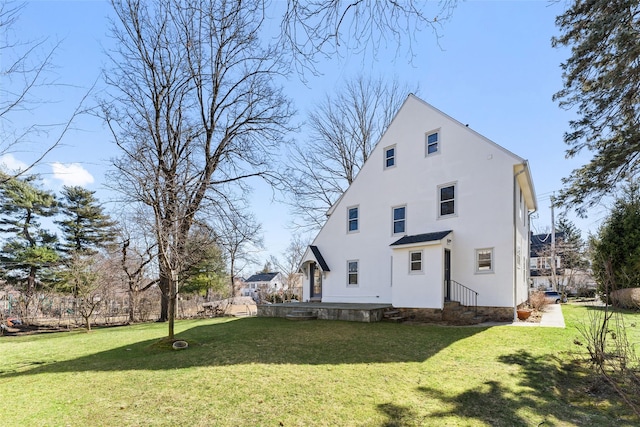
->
[530,232,565,257]
[310,245,330,272]
[245,272,279,283]
[390,230,452,247]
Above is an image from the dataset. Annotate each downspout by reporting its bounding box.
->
[513,166,526,322]
[527,210,535,296]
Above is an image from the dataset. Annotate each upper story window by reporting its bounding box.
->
[348,206,359,233]
[476,248,494,273]
[530,257,537,270]
[425,131,439,156]
[384,145,396,169]
[519,188,523,221]
[438,183,456,217]
[347,260,359,286]
[392,205,406,234]
[410,250,423,273]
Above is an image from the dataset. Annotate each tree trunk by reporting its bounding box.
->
[128,287,136,322]
[168,277,176,339]
[229,259,236,298]
[158,273,169,322]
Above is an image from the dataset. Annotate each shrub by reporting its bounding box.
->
[528,291,549,311]
[577,286,596,298]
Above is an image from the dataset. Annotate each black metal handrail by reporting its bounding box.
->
[448,280,478,316]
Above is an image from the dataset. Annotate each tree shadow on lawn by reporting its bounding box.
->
[376,349,638,427]
[0,317,487,378]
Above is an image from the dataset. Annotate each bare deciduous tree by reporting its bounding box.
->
[213,205,263,298]
[62,253,110,331]
[0,1,89,179]
[269,234,308,301]
[287,76,417,229]
[103,0,293,339]
[280,1,457,75]
[119,231,156,322]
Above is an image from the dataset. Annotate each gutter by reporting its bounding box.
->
[513,166,526,322]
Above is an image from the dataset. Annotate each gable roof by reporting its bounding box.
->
[309,245,330,271]
[245,272,279,283]
[390,231,453,247]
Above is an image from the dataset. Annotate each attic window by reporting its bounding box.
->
[426,131,439,156]
[384,145,396,169]
[347,206,359,233]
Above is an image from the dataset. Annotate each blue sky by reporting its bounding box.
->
[3,0,604,272]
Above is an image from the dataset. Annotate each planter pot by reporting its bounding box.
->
[517,309,532,321]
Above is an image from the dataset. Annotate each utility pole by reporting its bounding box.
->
[550,193,557,291]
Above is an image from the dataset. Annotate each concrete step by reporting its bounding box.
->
[382,309,407,322]
[383,315,407,323]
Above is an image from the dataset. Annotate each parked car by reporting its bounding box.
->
[544,291,567,304]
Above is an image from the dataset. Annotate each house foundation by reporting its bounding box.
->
[258,302,515,323]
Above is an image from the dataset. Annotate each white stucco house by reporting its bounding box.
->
[298,94,537,321]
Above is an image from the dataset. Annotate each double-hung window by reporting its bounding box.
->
[438,183,456,217]
[348,206,359,233]
[410,250,423,273]
[476,248,494,273]
[347,260,359,286]
[392,206,406,234]
[384,145,396,169]
[426,131,439,156]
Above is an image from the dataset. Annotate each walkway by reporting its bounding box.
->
[511,303,565,328]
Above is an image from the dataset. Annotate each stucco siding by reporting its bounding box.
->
[300,95,536,309]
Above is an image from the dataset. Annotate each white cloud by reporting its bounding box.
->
[51,162,94,186]
[0,154,28,173]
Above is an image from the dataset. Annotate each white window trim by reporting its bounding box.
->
[347,259,359,287]
[392,204,407,235]
[437,182,458,219]
[384,144,396,169]
[425,129,441,157]
[347,205,359,234]
[475,248,494,274]
[409,250,423,274]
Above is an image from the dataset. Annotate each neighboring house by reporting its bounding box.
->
[241,272,284,296]
[298,94,537,321]
[529,232,564,290]
[529,232,595,295]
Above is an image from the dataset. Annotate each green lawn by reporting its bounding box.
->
[1,304,638,426]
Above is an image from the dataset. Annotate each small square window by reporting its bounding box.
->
[348,206,359,233]
[347,260,359,286]
[393,206,406,234]
[384,145,396,169]
[426,132,439,156]
[439,184,456,217]
[476,248,494,273]
[410,250,422,272]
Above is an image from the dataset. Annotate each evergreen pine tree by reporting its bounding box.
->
[0,174,59,307]
[56,186,116,255]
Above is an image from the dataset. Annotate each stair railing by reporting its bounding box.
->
[448,280,478,316]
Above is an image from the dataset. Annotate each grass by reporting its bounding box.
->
[1,304,639,426]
